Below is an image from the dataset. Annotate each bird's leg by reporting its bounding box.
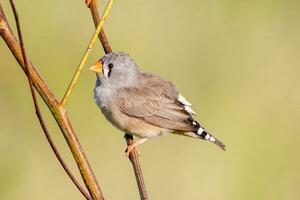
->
[125,138,148,157]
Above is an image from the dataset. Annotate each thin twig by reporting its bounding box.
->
[88,1,112,54]
[61,0,114,107]
[124,134,149,200]
[8,1,91,199]
[87,1,148,199]
[0,3,105,200]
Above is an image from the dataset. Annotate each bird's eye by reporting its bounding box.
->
[107,63,114,78]
[108,63,114,70]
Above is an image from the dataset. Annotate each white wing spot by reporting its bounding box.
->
[184,106,196,115]
[177,94,192,106]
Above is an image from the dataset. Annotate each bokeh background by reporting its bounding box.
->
[1,0,299,199]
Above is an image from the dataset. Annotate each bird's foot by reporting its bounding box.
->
[124,138,148,157]
[85,0,93,7]
[125,145,141,157]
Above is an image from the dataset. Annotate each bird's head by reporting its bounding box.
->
[90,52,140,88]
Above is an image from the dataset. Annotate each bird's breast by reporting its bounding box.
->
[94,86,121,127]
[94,86,116,109]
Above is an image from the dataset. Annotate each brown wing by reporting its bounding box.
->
[116,73,197,132]
[137,73,178,100]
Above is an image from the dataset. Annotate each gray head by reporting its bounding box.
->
[90,52,140,89]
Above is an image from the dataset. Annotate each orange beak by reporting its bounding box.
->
[89,60,103,73]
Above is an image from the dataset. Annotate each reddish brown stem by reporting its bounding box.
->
[88,1,112,54]
[0,3,104,200]
[124,134,149,200]
[8,1,91,199]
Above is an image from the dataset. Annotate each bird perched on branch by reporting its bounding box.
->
[90,52,225,156]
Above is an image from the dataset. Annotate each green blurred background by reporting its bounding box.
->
[1,0,299,199]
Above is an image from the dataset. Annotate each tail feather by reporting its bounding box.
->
[187,116,226,150]
[196,127,226,151]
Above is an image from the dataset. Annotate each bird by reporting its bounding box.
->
[90,52,225,156]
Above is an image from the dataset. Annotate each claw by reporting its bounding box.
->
[124,138,148,157]
[125,145,141,157]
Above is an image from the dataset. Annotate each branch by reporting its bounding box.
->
[88,1,112,54]
[124,134,149,200]
[87,1,148,199]
[61,0,114,106]
[0,3,104,200]
[8,1,91,199]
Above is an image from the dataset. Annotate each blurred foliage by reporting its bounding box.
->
[0,0,300,200]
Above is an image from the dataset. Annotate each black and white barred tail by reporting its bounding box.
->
[178,94,226,150]
[187,116,226,150]
[196,126,226,150]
